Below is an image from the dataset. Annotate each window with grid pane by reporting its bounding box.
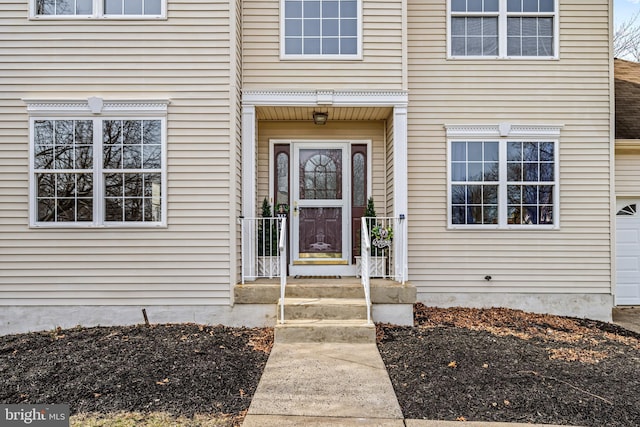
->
[32,0,163,17]
[449,0,556,58]
[283,0,360,57]
[449,139,557,228]
[451,141,499,225]
[32,117,164,227]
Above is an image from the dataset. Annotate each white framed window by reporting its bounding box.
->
[281,0,362,60]
[30,0,165,19]
[26,99,168,228]
[446,124,561,229]
[448,0,557,59]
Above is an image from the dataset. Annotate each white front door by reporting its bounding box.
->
[616,199,640,305]
[290,143,353,275]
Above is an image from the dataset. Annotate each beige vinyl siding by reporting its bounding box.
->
[615,150,640,197]
[242,0,404,90]
[406,1,612,294]
[0,0,235,305]
[256,121,389,215]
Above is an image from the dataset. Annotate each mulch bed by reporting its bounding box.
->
[377,304,640,426]
[0,324,272,422]
[1,306,639,426]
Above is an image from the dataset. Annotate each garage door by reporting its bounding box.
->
[616,200,640,305]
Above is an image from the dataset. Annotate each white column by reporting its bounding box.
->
[242,105,257,280]
[393,105,409,282]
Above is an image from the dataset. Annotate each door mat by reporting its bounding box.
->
[294,275,342,279]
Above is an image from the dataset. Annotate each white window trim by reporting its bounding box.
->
[25,98,169,228]
[446,0,559,60]
[445,123,563,230]
[279,0,363,60]
[29,0,167,20]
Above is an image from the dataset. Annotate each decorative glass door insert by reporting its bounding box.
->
[293,145,349,265]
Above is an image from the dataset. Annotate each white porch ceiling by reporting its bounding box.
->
[255,106,393,122]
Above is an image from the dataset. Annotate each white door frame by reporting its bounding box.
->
[292,142,350,264]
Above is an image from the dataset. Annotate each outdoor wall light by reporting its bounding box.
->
[313,111,328,125]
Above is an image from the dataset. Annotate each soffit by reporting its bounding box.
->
[256,106,393,122]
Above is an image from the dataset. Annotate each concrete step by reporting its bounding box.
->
[235,278,416,304]
[278,297,368,321]
[274,319,376,343]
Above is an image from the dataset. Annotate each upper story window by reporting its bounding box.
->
[26,98,168,228]
[449,0,557,59]
[281,0,362,60]
[31,0,164,18]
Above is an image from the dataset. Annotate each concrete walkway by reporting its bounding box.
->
[613,306,640,334]
[242,342,572,427]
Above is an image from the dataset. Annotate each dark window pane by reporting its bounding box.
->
[304,0,320,16]
[451,0,466,12]
[105,198,123,221]
[468,0,482,12]
[484,0,498,12]
[452,163,466,181]
[540,163,554,181]
[304,38,321,54]
[540,0,554,12]
[468,142,483,161]
[122,146,142,169]
[105,0,122,14]
[484,142,499,161]
[452,206,466,224]
[323,19,339,36]
[507,0,521,12]
[484,162,498,181]
[143,145,162,168]
[323,38,340,54]
[285,38,303,54]
[507,185,521,204]
[304,18,321,36]
[451,141,466,161]
[285,0,302,18]
[104,173,123,197]
[340,38,357,54]
[452,185,466,204]
[323,0,339,17]
[484,185,498,204]
[507,142,521,161]
[468,163,483,181]
[124,0,143,14]
[340,18,357,37]
[340,0,357,17]
[144,0,161,14]
[523,0,538,12]
[484,206,498,224]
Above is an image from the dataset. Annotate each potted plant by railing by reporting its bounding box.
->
[257,197,279,276]
[356,197,392,277]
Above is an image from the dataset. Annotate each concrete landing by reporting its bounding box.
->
[243,342,403,426]
[613,306,640,334]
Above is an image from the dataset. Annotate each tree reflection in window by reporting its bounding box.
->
[299,149,342,200]
[103,120,162,222]
[34,119,94,222]
[33,118,162,224]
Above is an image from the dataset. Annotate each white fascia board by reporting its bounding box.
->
[242,90,408,107]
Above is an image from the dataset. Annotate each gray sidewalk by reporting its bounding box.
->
[242,342,572,427]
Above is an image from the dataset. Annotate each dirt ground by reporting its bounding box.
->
[1,306,639,426]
